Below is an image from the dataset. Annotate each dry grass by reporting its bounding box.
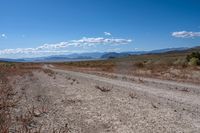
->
[55,52,200,84]
[129,92,137,99]
[0,62,69,133]
[0,63,37,132]
[0,75,18,132]
[95,85,111,92]
[42,68,56,78]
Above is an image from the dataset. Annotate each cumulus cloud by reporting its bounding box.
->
[71,37,132,46]
[172,31,200,38]
[0,37,132,55]
[104,32,112,36]
[1,34,7,38]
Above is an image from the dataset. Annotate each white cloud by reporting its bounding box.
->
[134,48,139,50]
[71,37,132,46]
[104,32,112,36]
[1,34,7,38]
[172,31,200,38]
[0,37,132,55]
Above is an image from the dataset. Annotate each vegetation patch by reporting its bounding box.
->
[186,52,200,66]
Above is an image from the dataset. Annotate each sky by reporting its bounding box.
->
[0,0,200,58]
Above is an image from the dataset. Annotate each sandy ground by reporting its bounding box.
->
[10,65,200,133]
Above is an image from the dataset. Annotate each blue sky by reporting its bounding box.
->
[0,0,200,58]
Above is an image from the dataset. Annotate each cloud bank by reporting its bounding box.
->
[0,37,132,55]
[172,31,200,38]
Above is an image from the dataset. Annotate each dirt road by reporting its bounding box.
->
[49,66,200,113]
[12,65,200,132]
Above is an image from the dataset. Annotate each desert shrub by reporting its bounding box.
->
[43,69,55,77]
[95,85,111,92]
[129,92,137,99]
[134,62,145,68]
[145,60,153,65]
[188,57,200,66]
[186,52,200,62]
[181,63,188,68]
[173,58,187,66]
[0,63,16,69]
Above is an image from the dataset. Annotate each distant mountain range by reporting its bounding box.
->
[0,46,199,62]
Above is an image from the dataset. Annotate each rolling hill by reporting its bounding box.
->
[1,46,200,62]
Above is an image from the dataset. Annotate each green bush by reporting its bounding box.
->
[188,57,200,66]
[186,52,200,66]
[186,52,200,61]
